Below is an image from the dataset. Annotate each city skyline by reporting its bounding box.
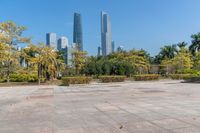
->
[2,0,200,56]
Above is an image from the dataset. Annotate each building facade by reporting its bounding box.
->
[97,46,101,56]
[57,37,68,51]
[73,13,83,51]
[112,41,115,53]
[101,11,112,56]
[57,37,69,64]
[46,33,57,50]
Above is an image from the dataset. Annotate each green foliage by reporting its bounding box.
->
[71,51,87,75]
[98,76,126,83]
[154,45,178,64]
[133,74,160,81]
[83,49,150,76]
[10,74,38,82]
[189,33,200,56]
[184,75,200,82]
[160,47,193,74]
[168,74,192,80]
[62,76,92,86]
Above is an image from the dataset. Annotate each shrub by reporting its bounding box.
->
[183,75,200,82]
[62,76,92,86]
[168,74,191,80]
[98,76,126,83]
[10,74,38,82]
[133,74,160,81]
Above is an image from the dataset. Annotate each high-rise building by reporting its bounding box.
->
[46,33,57,50]
[57,37,69,64]
[101,11,112,56]
[57,37,68,51]
[112,41,115,53]
[73,13,83,51]
[97,46,101,56]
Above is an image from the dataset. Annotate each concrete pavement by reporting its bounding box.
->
[0,80,200,133]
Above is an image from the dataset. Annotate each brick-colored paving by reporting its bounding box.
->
[1,80,200,133]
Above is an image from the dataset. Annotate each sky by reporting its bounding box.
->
[1,0,200,56]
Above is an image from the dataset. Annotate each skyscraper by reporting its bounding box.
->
[57,37,69,64]
[73,13,83,51]
[57,37,68,51]
[97,46,101,56]
[112,41,115,53]
[101,11,112,56]
[46,33,57,50]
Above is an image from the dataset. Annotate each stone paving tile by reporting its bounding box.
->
[124,121,171,133]
[172,127,200,133]
[152,119,191,130]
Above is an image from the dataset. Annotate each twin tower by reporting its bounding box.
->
[46,11,113,58]
[73,11,114,56]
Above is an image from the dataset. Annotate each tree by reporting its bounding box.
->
[193,51,200,70]
[71,51,87,75]
[171,47,193,73]
[0,43,20,82]
[0,21,30,46]
[189,33,200,56]
[22,44,59,84]
[154,45,178,64]
[177,42,187,49]
[0,21,30,83]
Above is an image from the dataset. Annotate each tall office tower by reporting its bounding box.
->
[112,41,115,53]
[57,37,69,64]
[97,46,101,56]
[73,13,83,51]
[46,33,57,50]
[101,11,112,56]
[57,37,68,51]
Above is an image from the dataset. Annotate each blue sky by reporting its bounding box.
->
[1,0,200,56]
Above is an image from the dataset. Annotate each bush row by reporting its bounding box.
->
[10,74,38,82]
[133,74,160,81]
[183,75,200,82]
[62,76,92,86]
[98,76,126,83]
[168,74,191,80]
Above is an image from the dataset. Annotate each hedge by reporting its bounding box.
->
[133,74,160,81]
[62,76,92,86]
[98,76,126,83]
[168,74,191,80]
[10,74,38,82]
[183,75,200,82]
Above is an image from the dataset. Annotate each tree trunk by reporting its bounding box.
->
[38,64,41,85]
[7,61,10,84]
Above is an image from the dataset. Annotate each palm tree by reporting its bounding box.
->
[22,44,59,84]
[177,42,187,49]
[154,45,177,64]
[189,33,200,56]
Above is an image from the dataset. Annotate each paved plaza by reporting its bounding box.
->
[1,80,200,133]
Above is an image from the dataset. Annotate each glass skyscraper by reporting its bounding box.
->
[73,13,83,51]
[46,33,57,50]
[57,37,69,64]
[57,36,68,51]
[101,11,112,56]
